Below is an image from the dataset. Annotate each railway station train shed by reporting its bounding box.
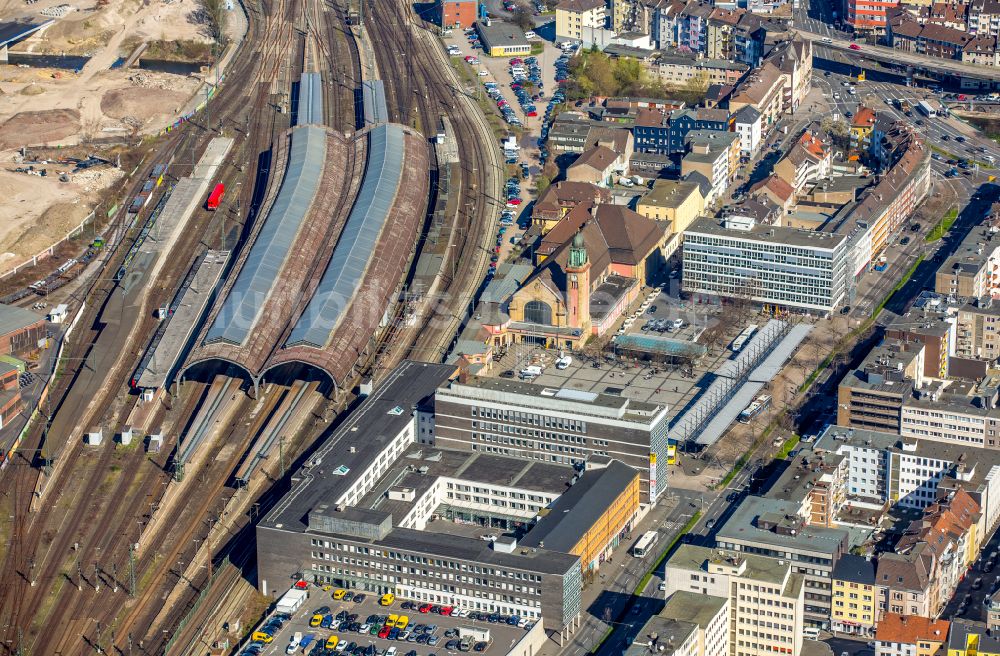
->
[183,122,429,397]
[0,304,46,356]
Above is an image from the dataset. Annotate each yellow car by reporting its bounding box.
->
[333,588,347,600]
[386,614,399,628]
[322,584,333,592]
[380,592,395,606]
[325,635,339,650]
[396,615,410,630]
[309,613,323,627]
[251,632,273,643]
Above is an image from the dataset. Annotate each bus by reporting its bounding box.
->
[738,394,772,423]
[731,324,757,353]
[631,530,658,558]
[917,100,937,118]
[666,442,678,465]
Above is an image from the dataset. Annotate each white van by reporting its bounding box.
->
[520,365,543,378]
[556,355,573,369]
[802,627,821,641]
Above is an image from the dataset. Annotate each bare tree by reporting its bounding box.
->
[199,0,229,45]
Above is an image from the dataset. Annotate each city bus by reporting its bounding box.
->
[917,100,937,118]
[666,442,678,465]
[631,530,658,558]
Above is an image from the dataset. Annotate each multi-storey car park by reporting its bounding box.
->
[257,360,651,645]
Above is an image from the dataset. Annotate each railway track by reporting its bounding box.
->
[0,0,309,651]
[362,0,501,368]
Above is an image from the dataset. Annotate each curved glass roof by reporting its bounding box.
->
[285,124,405,349]
[204,126,328,346]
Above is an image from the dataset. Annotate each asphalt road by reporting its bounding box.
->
[589,467,757,656]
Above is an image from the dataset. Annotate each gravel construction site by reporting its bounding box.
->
[0,0,231,269]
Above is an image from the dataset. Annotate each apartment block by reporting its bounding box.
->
[432,376,671,503]
[956,301,1000,363]
[663,544,805,656]
[556,0,607,43]
[934,219,1000,299]
[831,554,881,637]
[837,341,923,433]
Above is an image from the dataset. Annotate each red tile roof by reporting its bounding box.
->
[875,613,949,645]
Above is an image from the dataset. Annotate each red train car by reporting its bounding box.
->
[206,183,225,210]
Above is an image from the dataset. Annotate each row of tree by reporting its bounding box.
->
[563,50,710,106]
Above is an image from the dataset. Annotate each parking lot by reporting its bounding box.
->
[241,588,535,656]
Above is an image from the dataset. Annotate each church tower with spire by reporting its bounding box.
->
[565,230,591,335]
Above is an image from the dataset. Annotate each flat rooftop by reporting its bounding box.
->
[137,250,229,389]
[262,361,457,532]
[0,304,44,336]
[667,544,792,586]
[438,376,666,424]
[685,217,848,251]
[359,446,574,522]
[715,495,848,557]
[660,591,727,628]
[520,460,637,553]
[817,424,1000,490]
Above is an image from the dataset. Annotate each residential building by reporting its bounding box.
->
[433,375,670,503]
[970,0,1000,37]
[728,62,785,131]
[848,0,904,33]
[765,447,848,528]
[675,1,714,53]
[731,104,762,160]
[773,130,832,194]
[770,37,813,113]
[885,310,952,379]
[831,554,880,637]
[531,181,611,234]
[934,218,1000,299]
[475,21,530,57]
[651,0,686,50]
[566,145,625,186]
[733,13,768,67]
[548,113,604,154]
[681,130,739,202]
[947,619,1000,656]
[556,0,607,44]
[633,108,671,155]
[843,132,931,260]
[963,35,1000,67]
[816,424,1000,537]
[837,340,923,433]
[874,612,949,656]
[682,217,852,314]
[851,106,878,153]
[636,179,705,235]
[713,495,849,627]
[706,7,745,60]
[663,544,806,655]
[439,0,478,28]
[956,300,1000,363]
[652,53,748,88]
[748,174,794,212]
[666,107,729,154]
[255,361,589,643]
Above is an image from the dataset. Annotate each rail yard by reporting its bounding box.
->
[0,0,500,652]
